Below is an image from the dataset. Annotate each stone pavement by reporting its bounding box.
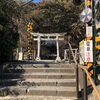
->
[88,74,100,100]
[0,95,78,100]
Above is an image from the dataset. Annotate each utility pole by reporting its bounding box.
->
[85,0,97,84]
[92,0,97,84]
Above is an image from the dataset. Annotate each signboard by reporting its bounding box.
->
[80,8,92,23]
[84,40,93,62]
[86,26,92,37]
[79,40,85,64]
[79,40,93,64]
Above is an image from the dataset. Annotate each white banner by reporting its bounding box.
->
[18,52,23,60]
[84,40,93,62]
[86,26,92,37]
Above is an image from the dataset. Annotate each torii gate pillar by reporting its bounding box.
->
[36,35,41,60]
[56,36,61,61]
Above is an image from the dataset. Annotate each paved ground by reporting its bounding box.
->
[0,96,78,100]
[88,74,100,100]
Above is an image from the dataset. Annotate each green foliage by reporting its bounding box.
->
[96,2,100,21]
[13,0,86,52]
[17,0,85,48]
[31,2,69,33]
[27,1,85,44]
[0,0,19,64]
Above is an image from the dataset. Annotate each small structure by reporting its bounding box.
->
[64,49,78,63]
[31,32,66,61]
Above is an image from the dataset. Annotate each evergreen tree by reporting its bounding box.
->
[0,0,19,64]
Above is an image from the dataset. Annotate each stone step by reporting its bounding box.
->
[0,79,76,87]
[5,63,75,69]
[4,68,74,73]
[0,95,78,100]
[3,73,76,79]
[0,86,76,97]
[1,62,77,99]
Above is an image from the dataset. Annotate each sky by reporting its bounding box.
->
[33,0,42,3]
[20,0,42,3]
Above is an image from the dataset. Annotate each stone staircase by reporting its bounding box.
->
[0,62,77,100]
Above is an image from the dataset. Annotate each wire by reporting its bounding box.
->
[19,0,34,8]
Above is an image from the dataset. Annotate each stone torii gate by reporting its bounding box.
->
[31,32,66,61]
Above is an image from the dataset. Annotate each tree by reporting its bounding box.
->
[0,0,20,64]
[28,1,85,44]
[11,0,85,59]
[21,1,84,58]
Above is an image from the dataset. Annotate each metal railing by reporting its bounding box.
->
[68,42,100,100]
